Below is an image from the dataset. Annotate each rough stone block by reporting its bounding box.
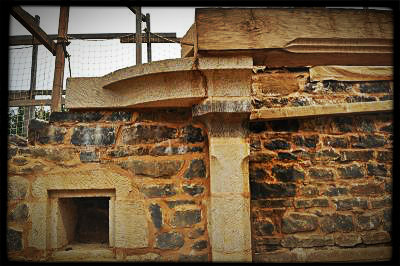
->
[119,160,183,178]
[322,80,352,92]
[149,204,162,229]
[272,165,304,182]
[323,136,348,148]
[333,198,368,211]
[28,119,67,144]
[171,209,201,227]
[251,182,296,199]
[268,119,299,132]
[359,82,391,93]
[350,135,386,149]
[340,150,374,162]
[346,95,377,103]
[323,187,348,197]
[333,117,353,132]
[321,214,354,233]
[71,126,115,146]
[79,151,99,163]
[281,212,318,233]
[338,164,364,179]
[367,163,388,177]
[184,159,206,179]
[294,198,329,209]
[334,233,362,247]
[104,111,132,122]
[126,253,161,261]
[49,111,103,122]
[155,232,184,250]
[8,176,29,200]
[250,137,261,151]
[314,149,340,161]
[8,135,28,147]
[281,235,334,248]
[166,200,195,208]
[252,199,292,208]
[300,186,319,197]
[192,240,208,251]
[140,184,176,198]
[309,168,335,180]
[178,254,208,262]
[7,228,23,251]
[255,218,276,236]
[362,231,391,244]
[249,122,267,133]
[122,124,177,144]
[277,152,297,161]
[188,228,205,239]
[350,183,383,196]
[181,125,205,143]
[264,139,291,150]
[357,213,382,231]
[9,203,29,223]
[250,167,268,180]
[107,146,148,157]
[182,184,204,196]
[371,196,391,209]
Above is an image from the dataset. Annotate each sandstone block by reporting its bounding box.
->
[334,233,362,247]
[126,253,161,261]
[362,231,391,244]
[8,176,29,200]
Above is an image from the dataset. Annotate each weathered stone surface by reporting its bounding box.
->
[333,117,353,132]
[181,125,205,143]
[122,124,177,144]
[8,176,29,200]
[8,147,17,160]
[171,209,201,227]
[379,124,393,133]
[340,150,374,162]
[28,119,67,144]
[281,235,334,248]
[300,186,319,197]
[333,198,368,211]
[357,213,381,231]
[268,119,299,132]
[107,146,148,157]
[322,80,352,92]
[182,184,204,196]
[281,212,318,233]
[371,196,391,209]
[362,231,391,244]
[346,95,377,103]
[184,159,206,179]
[9,203,29,222]
[359,81,391,93]
[140,184,176,198]
[149,204,162,229]
[252,199,292,208]
[309,168,334,180]
[12,157,28,166]
[192,240,208,250]
[30,147,77,163]
[367,163,388,177]
[251,182,296,199]
[166,200,195,208]
[250,137,261,151]
[126,253,161,262]
[323,136,348,148]
[155,232,184,250]
[334,233,362,247]
[8,135,28,147]
[338,164,364,179]
[80,151,99,162]
[7,228,22,251]
[71,126,115,146]
[321,214,354,233]
[119,160,183,178]
[137,108,191,123]
[323,187,348,197]
[149,145,197,156]
[49,111,103,122]
[350,135,386,149]
[314,149,340,161]
[293,135,319,148]
[272,165,304,182]
[383,208,391,231]
[255,218,275,236]
[277,152,297,161]
[355,118,376,133]
[265,139,290,150]
[178,254,208,262]
[350,183,383,196]
[250,167,268,180]
[104,111,132,122]
[188,228,205,239]
[294,198,329,209]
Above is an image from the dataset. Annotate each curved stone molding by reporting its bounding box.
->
[66,56,253,109]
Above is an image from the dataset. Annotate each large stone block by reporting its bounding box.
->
[7,228,23,251]
[362,231,391,244]
[28,119,67,144]
[264,139,291,150]
[350,135,386,149]
[149,203,162,229]
[251,182,296,199]
[155,232,184,250]
[181,125,205,143]
[122,124,178,144]
[140,184,177,198]
[184,159,206,179]
[338,164,364,179]
[119,160,183,178]
[171,209,201,227]
[272,165,304,182]
[281,212,318,233]
[9,203,29,223]
[309,168,335,180]
[334,233,362,247]
[281,235,334,248]
[71,126,115,146]
[182,184,205,196]
[8,176,29,200]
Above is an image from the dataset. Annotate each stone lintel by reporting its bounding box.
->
[192,97,251,118]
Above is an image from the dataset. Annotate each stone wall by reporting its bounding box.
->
[7,109,210,262]
[250,71,393,262]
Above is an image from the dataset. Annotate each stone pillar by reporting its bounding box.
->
[194,99,252,262]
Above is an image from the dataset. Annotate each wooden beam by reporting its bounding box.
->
[127,6,147,22]
[9,33,179,45]
[9,99,65,107]
[51,6,69,112]
[145,13,151,63]
[250,101,393,121]
[135,6,142,65]
[10,6,56,55]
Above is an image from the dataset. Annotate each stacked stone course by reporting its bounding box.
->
[7,109,210,262]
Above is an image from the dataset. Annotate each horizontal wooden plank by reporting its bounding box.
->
[9,98,65,107]
[9,33,178,45]
[309,66,393,81]
[250,100,393,121]
[195,8,393,51]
